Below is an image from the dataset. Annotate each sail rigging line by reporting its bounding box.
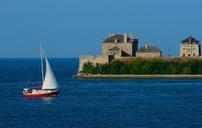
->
[26,80,30,88]
[40,45,45,83]
[42,47,48,61]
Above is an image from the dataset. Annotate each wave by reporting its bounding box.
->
[0,82,17,85]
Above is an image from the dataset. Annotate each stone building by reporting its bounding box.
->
[102,33,138,58]
[136,44,162,58]
[78,33,139,73]
[180,36,201,57]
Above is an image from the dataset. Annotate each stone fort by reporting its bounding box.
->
[78,33,201,73]
[102,33,138,57]
[78,33,139,72]
[180,36,201,57]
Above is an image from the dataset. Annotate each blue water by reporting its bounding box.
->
[1,59,202,128]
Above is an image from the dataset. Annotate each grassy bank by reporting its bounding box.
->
[81,57,202,75]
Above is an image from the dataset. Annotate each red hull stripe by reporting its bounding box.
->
[23,90,60,97]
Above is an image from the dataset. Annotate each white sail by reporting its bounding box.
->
[42,50,60,90]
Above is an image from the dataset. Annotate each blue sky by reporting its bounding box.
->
[0,0,202,58]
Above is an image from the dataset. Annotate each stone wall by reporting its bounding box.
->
[102,42,138,57]
[180,44,201,57]
[78,55,114,73]
[136,52,162,58]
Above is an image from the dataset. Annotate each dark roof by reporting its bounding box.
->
[109,46,120,51]
[103,34,129,43]
[181,36,200,44]
[137,45,161,53]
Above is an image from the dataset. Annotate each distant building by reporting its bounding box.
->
[102,33,138,58]
[180,36,201,57]
[78,33,138,73]
[136,44,162,58]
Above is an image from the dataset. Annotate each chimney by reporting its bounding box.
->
[189,36,192,44]
[109,33,115,37]
[129,33,135,39]
[114,39,118,43]
[124,34,127,43]
[145,44,148,49]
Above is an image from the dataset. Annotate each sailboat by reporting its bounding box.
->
[23,46,60,97]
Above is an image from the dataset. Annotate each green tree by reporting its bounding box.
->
[82,62,94,73]
[128,60,144,74]
[81,58,202,75]
[140,63,153,74]
[100,63,111,74]
[182,67,192,74]
[110,60,124,74]
[197,62,202,74]
[120,64,130,74]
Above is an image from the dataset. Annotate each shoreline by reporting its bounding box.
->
[77,74,202,79]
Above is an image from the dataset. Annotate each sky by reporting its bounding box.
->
[0,0,202,58]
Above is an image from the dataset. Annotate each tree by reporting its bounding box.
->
[81,58,202,75]
[197,62,202,74]
[100,63,111,74]
[110,60,124,74]
[140,64,153,74]
[82,62,94,73]
[120,64,130,74]
[182,67,192,74]
[128,60,144,74]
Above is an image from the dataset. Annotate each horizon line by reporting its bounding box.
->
[0,57,79,59]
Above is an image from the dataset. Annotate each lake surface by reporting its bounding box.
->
[0,58,202,128]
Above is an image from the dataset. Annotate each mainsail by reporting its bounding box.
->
[42,49,59,90]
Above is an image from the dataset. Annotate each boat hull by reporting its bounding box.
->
[23,89,60,97]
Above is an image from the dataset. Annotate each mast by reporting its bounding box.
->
[40,45,44,83]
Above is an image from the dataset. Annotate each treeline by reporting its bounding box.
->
[81,58,202,75]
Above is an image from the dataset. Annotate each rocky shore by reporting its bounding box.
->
[78,74,202,79]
